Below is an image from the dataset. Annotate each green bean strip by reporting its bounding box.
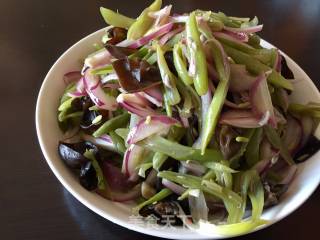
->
[215,34,277,66]
[127,0,162,40]
[152,152,168,170]
[248,171,264,221]
[158,171,242,209]
[163,93,173,117]
[152,126,185,170]
[288,103,320,118]
[83,150,106,190]
[114,128,129,140]
[130,46,149,59]
[146,52,158,65]
[141,135,223,162]
[156,44,181,105]
[201,81,229,154]
[132,188,172,214]
[230,129,255,168]
[109,131,126,155]
[173,43,193,85]
[223,44,293,91]
[211,160,234,189]
[264,125,295,165]
[204,162,237,173]
[200,36,230,154]
[91,65,113,75]
[186,12,209,96]
[58,111,83,122]
[245,128,263,167]
[60,83,76,104]
[93,112,130,138]
[232,170,264,223]
[248,34,262,49]
[100,7,135,29]
[58,97,74,112]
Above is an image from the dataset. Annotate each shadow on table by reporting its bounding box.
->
[62,188,164,240]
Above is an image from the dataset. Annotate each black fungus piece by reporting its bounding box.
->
[58,141,98,169]
[79,161,98,190]
[106,27,127,45]
[164,51,177,75]
[139,201,183,226]
[112,58,162,92]
[80,109,100,130]
[294,135,320,162]
[158,157,179,172]
[71,96,93,112]
[105,44,137,59]
[280,55,294,79]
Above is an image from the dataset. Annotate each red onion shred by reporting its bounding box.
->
[127,115,179,144]
[117,93,159,117]
[148,5,172,27]
[162,178,186,195]
[229,64,256,92]
[221,30,249,42]
[122,144,145,180]
[159,26,184,45]
[84,71,118,111]
[127,22,174,49]
[250,73,276,127]
[219,110,262,128]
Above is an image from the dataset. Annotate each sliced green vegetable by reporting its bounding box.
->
[114,128,129,140]
[264,125,295,165]
[138,162,153,178]
[58,111,83,122]
[60,82,76,104]
[156,44,181,105]
[141,135,223,162]
[100,7,135,29]
[215,34,276,66]
[132,188,172,214]
[223,44,293,91]
[245,128,263,167]
[58,97,74,112]
[201,80,229,154]
[109,131,126,154]
[186,12,209,95]
[173,42,193,85]
[93,112,130,137]
[152,126,185,170]
[204,162,237,173]
[288,102,320,118]
[230,129,255,168]
[127,0,162,40]
[158,171,242,210]
[212,160,234,190]
[84,149,106,190]
[200,36,230,154]
[91,65,113,75]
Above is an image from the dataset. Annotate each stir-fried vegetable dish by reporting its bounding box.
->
[57,0,320,235]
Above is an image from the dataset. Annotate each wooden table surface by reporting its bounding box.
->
[1,0,319,239]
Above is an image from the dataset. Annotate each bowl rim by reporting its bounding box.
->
[36,27,320,239]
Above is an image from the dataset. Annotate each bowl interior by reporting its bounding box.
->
[36,28,320,239]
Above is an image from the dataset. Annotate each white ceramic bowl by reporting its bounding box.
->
[36,28,320,239]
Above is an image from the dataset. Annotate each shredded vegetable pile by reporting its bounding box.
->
[57,0,320,236]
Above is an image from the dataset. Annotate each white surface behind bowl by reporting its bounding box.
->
[36,28,320,239]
